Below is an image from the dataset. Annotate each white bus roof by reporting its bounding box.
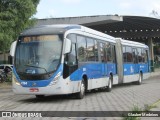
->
[120,39,148,48]
[20,24,148,48]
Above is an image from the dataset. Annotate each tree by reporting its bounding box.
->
[0,0,40,62]
[150,10,160,18]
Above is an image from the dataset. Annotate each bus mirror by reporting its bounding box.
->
[64,38,71,54]
[10,41,17,57]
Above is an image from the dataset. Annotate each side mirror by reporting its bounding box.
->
[64,38,71,54]
[10,41,17,57]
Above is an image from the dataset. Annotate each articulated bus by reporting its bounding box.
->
[10,25,150,99]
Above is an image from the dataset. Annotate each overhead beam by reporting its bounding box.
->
[35,15,123,27]
[105,30,160,38]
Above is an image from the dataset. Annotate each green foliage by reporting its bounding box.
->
[0,0,40,52]
[144,104,157,112]
[122,105,141,120]
[122,103,158,120]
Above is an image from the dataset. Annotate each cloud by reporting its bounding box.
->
[61,0,82,4]
[116,0,160,16]
[119,2,131,9]
[48,9,57,18]
[137,0,160,16]
[152,2,160,11]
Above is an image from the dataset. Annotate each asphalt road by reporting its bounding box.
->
[0,75,160,120]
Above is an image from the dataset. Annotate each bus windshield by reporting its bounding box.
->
[15,34,63,80]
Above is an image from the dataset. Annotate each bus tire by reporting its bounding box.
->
[76,79,85,99]
[137,73,143,85]
[36,95,45,99]
[106,77,112,92]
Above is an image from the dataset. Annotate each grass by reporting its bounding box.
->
[122,104,141,120]
[144,104,157,112]
[122,101,159,120]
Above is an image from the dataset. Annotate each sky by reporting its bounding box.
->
[34,0,160,19]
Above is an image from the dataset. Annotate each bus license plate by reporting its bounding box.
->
[29,88,39,92]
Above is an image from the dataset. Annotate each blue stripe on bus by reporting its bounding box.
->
[123,63,149,75]
[13,62,149,87]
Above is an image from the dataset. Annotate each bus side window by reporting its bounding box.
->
[94,40,98,61]
[99,43,105,62]
[86,38,95,61]
[67,43,77,65]
[137,48,143,63]
[77,35,87,62]
[123,46,126,63]
[111,45,116,63]
[126,46,133,63]
[105,43,111,62]
[142,49,147,63]
[132,48,138,63]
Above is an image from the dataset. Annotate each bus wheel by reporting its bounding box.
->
[137,73,143,85]
[76,79,85,99]
[106,77,112,92]
[36,95,45,99]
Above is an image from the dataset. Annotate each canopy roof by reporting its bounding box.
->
[89,16,160,43]
[36,15,160,43]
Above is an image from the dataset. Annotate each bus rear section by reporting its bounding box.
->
[115,39,150,84]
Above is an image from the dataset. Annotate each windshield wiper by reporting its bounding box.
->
[24,64,50,77]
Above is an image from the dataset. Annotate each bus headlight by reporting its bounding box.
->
[12,73,20,86]
[49,72,61,86]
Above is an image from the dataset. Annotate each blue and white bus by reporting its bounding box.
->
[11,24,150,99]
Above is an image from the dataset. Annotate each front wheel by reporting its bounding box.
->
[76,79,85,99]
[105,77,112,92]
[136,73,143,85]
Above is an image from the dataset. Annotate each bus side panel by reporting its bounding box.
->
[123,63,149,83]
[107,63,117,76]
[134,63,139,74]
[70,63,110,90]
[70,63,102,81]
[137,63,149,73]
[123,63,135,75]
[123,63,139,83]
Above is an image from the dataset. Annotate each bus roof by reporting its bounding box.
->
[20,24,82,36]
[20,24,116,43]
[20,24,148,48]
[121,39,148,48]
[81,26,115,42]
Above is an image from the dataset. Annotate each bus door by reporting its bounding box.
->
[132,48,139,74]
[99,43,107,76]
[104,43,117,76]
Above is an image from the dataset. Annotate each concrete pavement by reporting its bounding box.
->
[0,69,160,120]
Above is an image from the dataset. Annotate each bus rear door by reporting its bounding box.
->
[132,48,139,74]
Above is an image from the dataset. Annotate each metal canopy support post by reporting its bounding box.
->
[148,38,154,72]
